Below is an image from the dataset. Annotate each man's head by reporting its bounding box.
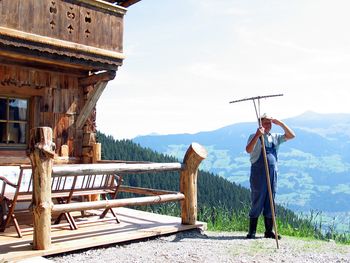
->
[260,113,273,133]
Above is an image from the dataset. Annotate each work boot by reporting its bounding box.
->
[246,217,258,239]
[264,217,281,239]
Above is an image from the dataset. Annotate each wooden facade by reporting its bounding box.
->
[0,0,133,165]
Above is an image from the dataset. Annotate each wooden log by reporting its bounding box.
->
[180,143,207,225]
[52,162,183,176]
[52,193,185,214]
[78,71,116,86]
[28,127,55,250]
[92,143,101,163]
[119,185,180,196]
[90,143,102,201]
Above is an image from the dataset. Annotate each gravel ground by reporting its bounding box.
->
[48,229,350,263]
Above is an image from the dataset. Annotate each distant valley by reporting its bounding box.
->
[133,111,350,217]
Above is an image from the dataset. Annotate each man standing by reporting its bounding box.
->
[246,114,295,239]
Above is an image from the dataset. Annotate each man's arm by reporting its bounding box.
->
[272,119,296,140]
[246,127,264,153]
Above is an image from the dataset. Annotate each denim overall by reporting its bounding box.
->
[249,140,277,219]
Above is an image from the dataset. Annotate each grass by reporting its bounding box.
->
[198,206,350,245]
[138,203,350,245]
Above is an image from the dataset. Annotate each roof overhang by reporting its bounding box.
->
[105,0,142,8]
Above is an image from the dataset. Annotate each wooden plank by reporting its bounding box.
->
[119,185,181,196]
[110,14,123,53]
[0,26,126,60]
[0,208,206,262]
[3,0,19,29]
[18,0,34,33]
[0,156,30,165]
[52,162,184,176]
[0,86,44,96]
[52,193,185,213]
[31,96,41,129]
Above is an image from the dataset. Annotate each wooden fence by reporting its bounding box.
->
[29,127,207,250]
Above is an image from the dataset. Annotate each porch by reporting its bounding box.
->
[0,207,206,262]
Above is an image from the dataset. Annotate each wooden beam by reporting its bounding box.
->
[0,156,30,165]
[92,143,102,163]
[0,86,45,97]
[75,81,108,129]
[0,27,126,60]
[52,193,185,214]
[119,186,180,196]
[78,71,116,86]
[52,162,183,176]
[0,47,119,73]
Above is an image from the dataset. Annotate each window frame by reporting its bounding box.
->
[0,96,30,150]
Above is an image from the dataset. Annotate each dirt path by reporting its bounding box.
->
[49,229,350,263]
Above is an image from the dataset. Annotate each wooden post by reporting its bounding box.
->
[28,127,55,250]
[92,142,101,163]
[61,144,69,157]
[180,143,207,225]
[90,142,102,201]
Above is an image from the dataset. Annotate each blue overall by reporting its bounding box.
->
[248,141,277,219]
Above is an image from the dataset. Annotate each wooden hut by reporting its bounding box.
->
[0,0,140,165]
[0,1,207,258]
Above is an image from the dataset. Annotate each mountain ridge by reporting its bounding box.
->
[133,111,350,213]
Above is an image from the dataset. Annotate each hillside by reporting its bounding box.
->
[96,132,302,227]
[133,111,350,214]
[97,132,250,212]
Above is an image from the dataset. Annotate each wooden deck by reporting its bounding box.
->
[0,208,206,262]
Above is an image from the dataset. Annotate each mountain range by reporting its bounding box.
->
[133,111,350,214]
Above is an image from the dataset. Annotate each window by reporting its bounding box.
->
[0,97,29,148]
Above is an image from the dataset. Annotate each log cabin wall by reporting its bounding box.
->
[0,64,88,165]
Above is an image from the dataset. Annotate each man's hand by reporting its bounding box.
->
[272,119,296,140]
[256,127,265,136]
[272,118,282,126]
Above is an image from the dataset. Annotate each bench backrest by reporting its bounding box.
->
[1,165,119,199]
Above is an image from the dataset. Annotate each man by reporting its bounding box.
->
[246,113,295,239]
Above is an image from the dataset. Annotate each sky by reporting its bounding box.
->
[97,0,350,139]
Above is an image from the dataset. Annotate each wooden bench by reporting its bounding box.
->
[0,165,122,237]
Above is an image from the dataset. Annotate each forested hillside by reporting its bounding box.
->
[97,132,299,223]
[98,132,250,211]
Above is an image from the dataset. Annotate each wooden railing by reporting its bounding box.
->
[29,127,207,250]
